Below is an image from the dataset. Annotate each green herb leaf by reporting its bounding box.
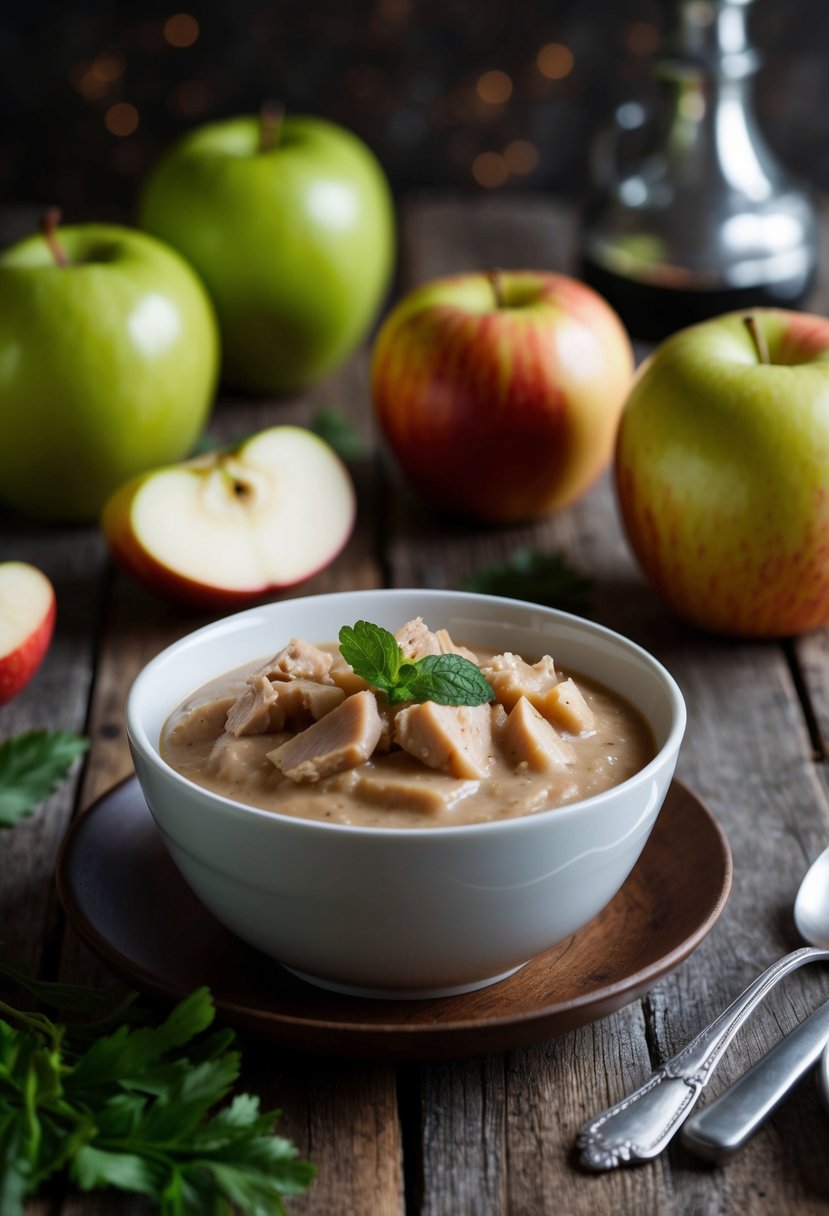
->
[339,621,493,707]
[311,408,367,462]
[0,961,110,1013]
[0,980,314,1215]
[0,731,88,828]
[339,621,402,697]
[399,653,494,707]
[462,548,592,617]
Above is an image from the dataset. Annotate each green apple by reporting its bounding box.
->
[615,309,829,637]
[0,214,218,521]
[139,109,395,394]
[372,269,634,523]
[101,426,356,608]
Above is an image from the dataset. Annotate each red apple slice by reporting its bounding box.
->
[101,425,356,608]
[0,561,57,705]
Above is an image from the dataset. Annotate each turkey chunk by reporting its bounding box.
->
[353,753,479,814]
[394,701,492,779]
[225,676,277,737]
[435,628,478,664]
[482,652,560,718]
[328,653,370,697]
[267,690,383,783]
[269,679,345,730]
[546,678,596,735]
[395,617,441,659]
[226,675,344,737]
[502,697,576,772]
[255,638,334,684]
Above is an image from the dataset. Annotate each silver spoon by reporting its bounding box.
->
[577,848,829,1171]
[677,844,829,1161]
[794,844,829,950]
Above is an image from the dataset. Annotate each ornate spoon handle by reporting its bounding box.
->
[576,946,829,1170]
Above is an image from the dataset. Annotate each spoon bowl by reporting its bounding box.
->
[793,844,829,949]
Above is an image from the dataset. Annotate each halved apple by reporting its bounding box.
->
[0,561,57,704]
[101,426,356,608]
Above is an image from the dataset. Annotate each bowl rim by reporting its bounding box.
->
[126,587,687,839]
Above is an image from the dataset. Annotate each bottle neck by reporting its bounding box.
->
[661,0,758,82]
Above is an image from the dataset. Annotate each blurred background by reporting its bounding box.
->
[1,0,826,220]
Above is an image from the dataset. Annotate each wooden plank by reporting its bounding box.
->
[0,517,104,970]
[411,1054,507,1216]
[389,193,829,1214]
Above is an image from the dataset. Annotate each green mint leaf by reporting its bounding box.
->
[405,654,494,706]
[0,731,88,828]
[462,548,592,617]
[311,407,366,462]
[338,621,402,695]
[340,621,494,706]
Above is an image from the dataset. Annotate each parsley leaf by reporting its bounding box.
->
[0,731,88,828]
[339,621,493,707]
[462,548,592,617]
[0,983,314,1215]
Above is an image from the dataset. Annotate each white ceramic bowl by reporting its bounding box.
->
[126,588,686,999]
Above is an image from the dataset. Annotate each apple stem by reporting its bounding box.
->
[39,207,69,267]
[259,100,285,153]
[487,268,505,309]
[743,314,770,365]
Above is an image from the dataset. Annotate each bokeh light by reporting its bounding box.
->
[476,70,513,105]
[536,43,574,81]
[164,13,200,48]
[472,151,508,187]
[504,139,539,174]
[105,102,140,137]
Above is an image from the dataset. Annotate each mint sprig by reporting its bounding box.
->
[338,620,493,707]
[0,730,89,828]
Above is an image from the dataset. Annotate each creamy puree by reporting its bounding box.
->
[160,619,655,828]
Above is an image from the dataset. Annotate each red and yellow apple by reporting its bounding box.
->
[615,309,829,637]
[0,561,56,704]
[101,426,356,608]
[371,270,634,523]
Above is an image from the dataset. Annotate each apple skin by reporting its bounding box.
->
[615,308,829,637]
[371,270,634,524]
[139,113,395,395]
[0,224,219,522]
[101,426,356,609]
[0,561,56,705]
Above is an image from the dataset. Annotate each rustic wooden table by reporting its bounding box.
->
[5,193,829,1215]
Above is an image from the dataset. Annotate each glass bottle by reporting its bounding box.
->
[581,0,819,340]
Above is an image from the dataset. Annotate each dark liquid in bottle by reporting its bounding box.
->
[581,258,817,342]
